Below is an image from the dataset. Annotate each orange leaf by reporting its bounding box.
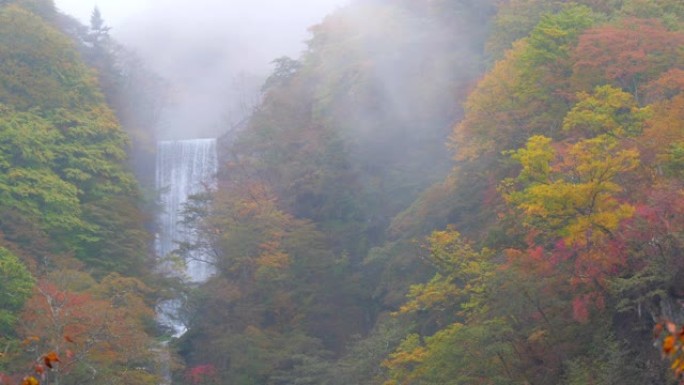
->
[34,365,44,375]
[64,335,75,344]
[664,336,676,354]
[42,352,60,369]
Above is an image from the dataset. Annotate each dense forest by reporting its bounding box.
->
[2,0,684,384]
[0,0,166,384]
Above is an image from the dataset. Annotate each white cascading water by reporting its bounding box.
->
[155,139,217,337]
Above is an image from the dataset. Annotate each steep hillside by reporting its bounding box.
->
[384,1,684,384]
[4,0,684,384]
[0,1,161,384]
[179,0,684,384]
[177,0,496,383]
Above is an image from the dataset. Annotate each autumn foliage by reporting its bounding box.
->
[383,3,684,385]
[0,1,160,384]
[5,0,684,384]
[572,18,684,93]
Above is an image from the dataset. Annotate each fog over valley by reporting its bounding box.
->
[4,1,684,384]
[56,0,348,139]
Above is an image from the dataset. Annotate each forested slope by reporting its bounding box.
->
[179,0,684,384]
[0,1,161,384]
[386,1,684,384]
[3,0,684,384]
[177,1,495,383]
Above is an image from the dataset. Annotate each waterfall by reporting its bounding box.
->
[155,139,217,335]
[156,138,217,281]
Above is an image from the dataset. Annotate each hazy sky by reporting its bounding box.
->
[55,0,345,60]
[56,0,152,27]
[54,0,349,139]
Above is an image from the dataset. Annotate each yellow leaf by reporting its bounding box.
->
[22,376,39,385]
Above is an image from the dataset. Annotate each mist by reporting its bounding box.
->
[56,0,348,139]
